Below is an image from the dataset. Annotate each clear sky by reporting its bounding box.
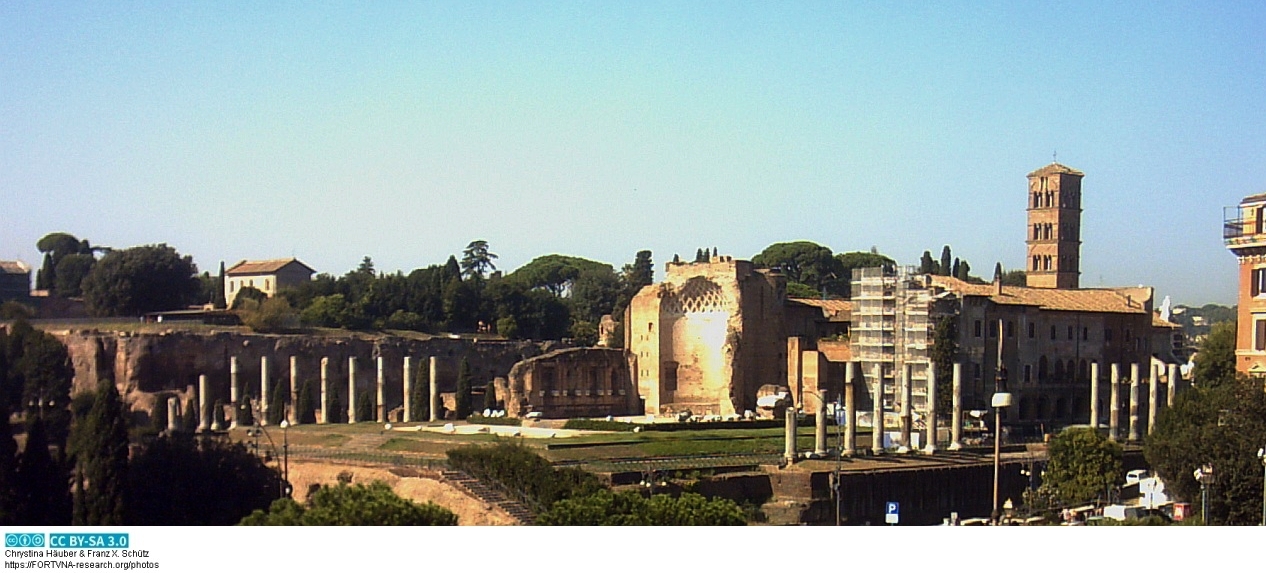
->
[3,1,1263,305]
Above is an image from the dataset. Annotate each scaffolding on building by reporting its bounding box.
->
[851,266,940,419]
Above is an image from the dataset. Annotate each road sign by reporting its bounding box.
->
[885,501,899,524]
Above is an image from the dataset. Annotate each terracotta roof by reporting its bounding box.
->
[788,298,852,313]
[1027,162,1084,177]
[1240,193,1266,205]
[226,258,315,276]
[817,340,852,362]
[929,276,1149,314]
[0,261,30,275]
[788,298,852,321]
[1153,313,1181,329]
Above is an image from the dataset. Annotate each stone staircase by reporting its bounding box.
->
[440,469,537,525]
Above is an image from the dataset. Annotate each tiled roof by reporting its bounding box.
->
[1240,193,1266,205]
[788,298,852,321]
[1153,314,1181,329]
[0,260,30,275]
[929,276,1149,314]
[226,258,315,276]
[1027,162,1084,177]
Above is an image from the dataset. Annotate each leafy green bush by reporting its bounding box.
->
[537,490,746,526]
[240,481,456,526]
[562,419,638,432]
[446,442,603,511]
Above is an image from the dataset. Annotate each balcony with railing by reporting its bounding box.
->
[1225,205,1266,250]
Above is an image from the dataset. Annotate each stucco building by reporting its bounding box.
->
[1223,193,1266,375]
[0,261,31,303]
[225,258,315,307]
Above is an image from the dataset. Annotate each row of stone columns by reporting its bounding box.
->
[803,358,1180,459]
[191,354,449,432]
[1091,361,1183,442]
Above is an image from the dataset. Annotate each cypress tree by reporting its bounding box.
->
[455,358,473,419]
[939,246,952,277]
[919,251,936,275]
[0,400,19,525]
[296,380,315,425]
[483,382,498,412]
[17,417,71,525]
[70,380,129,526]
[214,261,228,309]
[268,379,286,425]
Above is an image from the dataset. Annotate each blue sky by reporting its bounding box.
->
[2,1,1263,305]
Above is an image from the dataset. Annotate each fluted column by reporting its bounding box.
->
[843,362,856,456]
[403,356,414,423]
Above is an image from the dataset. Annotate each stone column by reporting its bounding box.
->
[1109,364,1120,441]
[784,402,797,463]
[1148,363,1159,436]
[1167,363,1180,407]
[403,356,413,423]
[348,356,358,424]
[229,356,241,429]
[1090,362,1101,430]
[814,397,827,457]
[260,355,271,426]
[924,364,937,454]
[289,356,300,425]
[950,363,963,450]
[197,374,210,432]
[167,396,180,432]
[843,362,856,456]
[376,356,386,424]
[898,363,911,453]
[1128,363,1140,442]
[320,357,330,424]
[429,356,440,422]
[871,364,884,455]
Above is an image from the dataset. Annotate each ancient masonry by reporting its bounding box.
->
[49,329,566,427]
[625,255,787,417]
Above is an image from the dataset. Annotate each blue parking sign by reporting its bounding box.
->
[885,501,899,524]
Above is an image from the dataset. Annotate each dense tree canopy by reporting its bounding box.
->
[240,481,457,526]
[537,490,746,526]
[81,244,200,316]
[1145,320,1266,525]
[1041,426,1123,506]
[69,380,129,525]
[35,233,105,295]
[128,435,283,525]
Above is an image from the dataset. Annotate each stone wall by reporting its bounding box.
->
[47,328,564,418]
[626,256,787,417]
[504,347,637,418]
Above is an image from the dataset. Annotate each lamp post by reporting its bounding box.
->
[280,419,291,498]
[990,319,1010,526]
[1194,464,1214,525]
[1257,448,1265,527]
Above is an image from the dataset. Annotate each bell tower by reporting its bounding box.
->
[1025,163,1083,289]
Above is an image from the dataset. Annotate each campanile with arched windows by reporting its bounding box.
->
[1025,163,1084,289]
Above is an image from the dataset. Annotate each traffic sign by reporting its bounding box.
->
[885,501,899,524]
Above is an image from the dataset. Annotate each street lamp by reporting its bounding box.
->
[990,319,1010,526]
[1257,447,1265,527]
[1194,464,1215,525]
[280,420,291,498]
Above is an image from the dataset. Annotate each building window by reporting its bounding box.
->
[1028,323,1035,338]
[1082,327,1089,341]
[989,321,998,338]
[1256,319,1266,351]
[974,320,982,337]
[1068,325,1074,340]
[1105,329,1113,342]
[1253,268,1266,297]
[265,279,270,291]
[1050,325,1057,340]
[1024,365,1032,383]
[1006,321,1015,338]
